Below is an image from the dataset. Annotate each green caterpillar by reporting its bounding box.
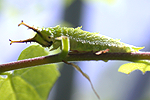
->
[10,21,144,53]
[9,21,145,100]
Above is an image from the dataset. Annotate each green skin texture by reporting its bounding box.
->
[32,25,143,53]
[9,22,147,100]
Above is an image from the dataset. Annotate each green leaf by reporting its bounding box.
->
[0,76,5,84]
[0,76,15,100]
[0,45,60,100]
[118,62,150,74]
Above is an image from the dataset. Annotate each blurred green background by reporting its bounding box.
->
[1,0,150,100]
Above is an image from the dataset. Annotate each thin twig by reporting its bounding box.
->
[0,52,150,73]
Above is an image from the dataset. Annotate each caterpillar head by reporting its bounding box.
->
[9,20,55,47]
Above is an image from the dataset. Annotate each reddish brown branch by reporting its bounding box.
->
[0,52,150,73]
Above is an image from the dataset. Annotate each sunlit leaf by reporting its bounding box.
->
[0,45,60,100]
[118,62,150,74]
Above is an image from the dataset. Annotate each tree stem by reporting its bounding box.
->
[0,52,150,73]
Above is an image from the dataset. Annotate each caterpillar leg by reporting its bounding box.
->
[70,50,89,54]
[56,36,70,59]
[95,49,109,55]
[62,60,100,100]
[69,49,109,55]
